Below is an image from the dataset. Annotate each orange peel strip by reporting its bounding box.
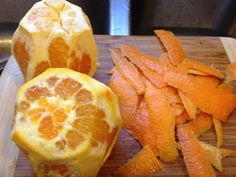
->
[199,141,236,172]
[213,118,223,147]
[164,70,236,121]
[178,90,197,119]
[116,146,163,177]
[121,45,167,88]
[129,99,159,155]
[110,48,145,94]
[108,68,138,129]
[178,58,224,79]
[145,83,178,162]
[175,110,191,125]
[154,30,186,66]
[177,126,216,177]
[183,112,213,137]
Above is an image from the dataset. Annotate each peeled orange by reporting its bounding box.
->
[11,0,98,81]
[11,68,122,177]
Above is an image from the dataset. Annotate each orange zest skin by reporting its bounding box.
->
[164,70,236,121]
[108,68,138,129]
[154,30,186,66]
[178,90,197,119]
[178,58,224,79]
[131,98,159,155]
[145,83,178,162]
[116,146,163,177]
[175,111,191,125]
[110,48,145,94]
[121,45,167,88]
[213,118,223,147]
[182,112,213,137]
[199,141,236,172]
[177,126,216,177]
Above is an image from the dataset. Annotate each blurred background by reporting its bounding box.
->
[0,0,236,73]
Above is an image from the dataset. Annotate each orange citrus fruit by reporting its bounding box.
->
[11,68,122,177]
[11,0,98,81]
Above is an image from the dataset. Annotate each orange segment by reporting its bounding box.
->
[53,108,67,123]
[178,58,224,78]
[70,51,81,72]
[41,163,70,177]
[38,115,58,140]
[76,104,96,117]
[178,90,197,119]
[110,48,145,94]
[72,118,92,134]
[17,101,30,112]
[47,76,59,87]
[55,78,82,99]
[164,70,236,121]
[145,83,178,162]
[48,37,69,67]
[80,53,91,74]
[177,126,216,177]
[129,98,159,155]
[116,146,163,177]
[226,61,236,81]
[34,61,50,77]
[183,112,213,137]
[66,130,84,149]
[108,68,138,129]
[213,118,223,147]
[121,45,167,88]
[38,97,49,107]
[91,109,111,143]
[13,39,29,77]
[154,30,186,66]
[75,88,93,105]
[25,86,51,101]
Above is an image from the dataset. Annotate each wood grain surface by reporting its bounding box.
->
[0,35,236,177]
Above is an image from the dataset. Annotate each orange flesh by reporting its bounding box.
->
[34,61,50,77]
[48,37,69,67]
[116,146,163,177]
[145,83,178,162]
[183,112,213,137]
[41,163,70,176]
[75,88,93,105]
[38,115,58,140]
[55,78,82,99]
[25,86,51,101]
[121,46,167,88]
[178,58,224,78]
[177,126,216,177]
[66,130,84,149]
[13,39,30,77]
[218,83,233,94]
[80,53,91,74]
[164,70,236,121]
[70,51,81,72]
[154,30,186,66]
[110,48,145,94]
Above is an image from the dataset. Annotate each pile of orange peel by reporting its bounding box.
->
[108,30,236,177]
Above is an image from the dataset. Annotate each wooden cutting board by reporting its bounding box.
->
[0,35,236,177]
